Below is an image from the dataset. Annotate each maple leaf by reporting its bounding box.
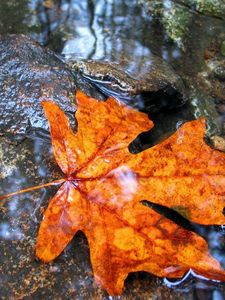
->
[36,90,225,295]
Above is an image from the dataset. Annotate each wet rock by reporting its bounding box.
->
[173,0,225,20]
[67,54,187,113]
[0,136,62,193]
[137,0,193,48]
[138,0,225,49]
[204,37,225,83]
[139,0,225,21]
[192,85,221,128]
[200,38,225,101]
[0,34,76,136]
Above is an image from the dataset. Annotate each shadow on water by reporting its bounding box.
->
[1,0,225,299]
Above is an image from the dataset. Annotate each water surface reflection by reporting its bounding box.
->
[1,0,225,299]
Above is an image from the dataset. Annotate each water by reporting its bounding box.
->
[0,0,225,299]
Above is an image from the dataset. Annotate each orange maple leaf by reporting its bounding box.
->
[36,91,225,295]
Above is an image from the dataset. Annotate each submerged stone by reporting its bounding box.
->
[67,54,187,113]
[203,39,225,99]
[174,0,225,20]
[138,0,193,48]
[138,0,225,48]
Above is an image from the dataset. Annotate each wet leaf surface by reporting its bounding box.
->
[0,138,193,300]
[36,91,225,295]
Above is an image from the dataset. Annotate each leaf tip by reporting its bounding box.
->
[75,89,91,105]
[41,100,55,110]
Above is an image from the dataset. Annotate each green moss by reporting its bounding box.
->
[162,3,191,49]
[139,0,225,48]
[180,0,225,19]
[138,0,192,48]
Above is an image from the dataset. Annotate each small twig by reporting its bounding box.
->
[0,178,65,201]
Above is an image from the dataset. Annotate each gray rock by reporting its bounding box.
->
[0,34,76,136]
[67,53,187,113]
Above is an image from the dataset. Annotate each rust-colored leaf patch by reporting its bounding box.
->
[35,91,225,295]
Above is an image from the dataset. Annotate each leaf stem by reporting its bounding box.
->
[0,178,65,201]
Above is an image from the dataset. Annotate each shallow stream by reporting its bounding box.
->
[0,1,225,299]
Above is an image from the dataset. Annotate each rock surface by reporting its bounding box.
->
[173,0,225,20]
[67,54,187,113]
[138,0,225,48]
[0,34,76,135]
